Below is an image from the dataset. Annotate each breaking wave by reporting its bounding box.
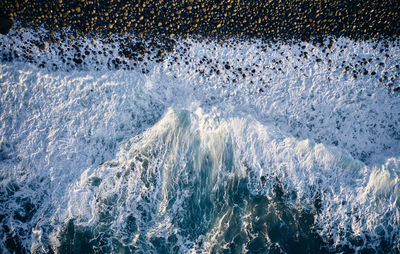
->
[1,28,399,253]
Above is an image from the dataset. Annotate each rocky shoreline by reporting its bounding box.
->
[1,0,399,41]
[0,1,399,92]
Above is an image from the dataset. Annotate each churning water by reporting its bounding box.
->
[1,29,400,253]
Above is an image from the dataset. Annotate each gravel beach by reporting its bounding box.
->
[1,0,399,41]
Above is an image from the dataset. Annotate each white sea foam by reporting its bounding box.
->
[0,29,399,253]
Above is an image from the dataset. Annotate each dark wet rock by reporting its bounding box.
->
[0,15,12,35]
[73,58,83,64]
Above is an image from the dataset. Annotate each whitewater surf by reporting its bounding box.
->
[1,1,400,252]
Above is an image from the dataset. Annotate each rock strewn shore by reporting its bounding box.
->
[0,1,399,92]
[0,0,399,41]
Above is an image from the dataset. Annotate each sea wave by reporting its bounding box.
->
[1,28,399,253]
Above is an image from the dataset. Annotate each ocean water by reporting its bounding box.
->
[1,29,400,253]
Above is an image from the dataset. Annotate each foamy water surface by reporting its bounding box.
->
[0,29,399,253]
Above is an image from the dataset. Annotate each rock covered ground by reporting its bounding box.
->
[1,0,399,40]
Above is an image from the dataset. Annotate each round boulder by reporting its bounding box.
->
[0,15,13,35]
